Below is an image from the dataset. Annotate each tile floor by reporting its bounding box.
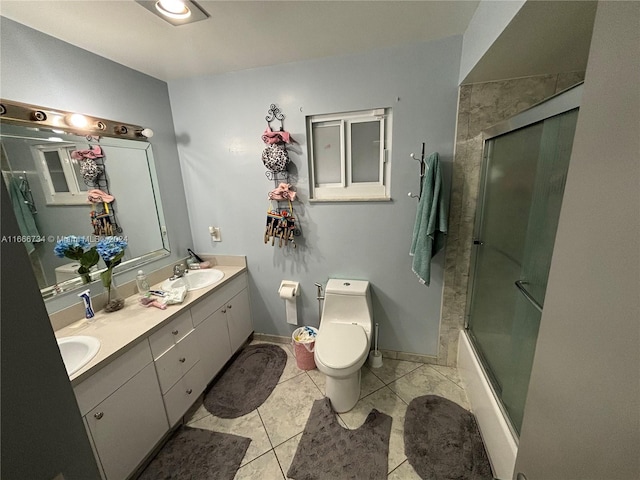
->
[183,340,470,479]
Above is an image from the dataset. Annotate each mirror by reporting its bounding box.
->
[1,107,170,299]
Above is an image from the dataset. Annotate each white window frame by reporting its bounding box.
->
[307,108,391,201]
[33,143,88,205]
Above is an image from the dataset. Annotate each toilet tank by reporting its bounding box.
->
[55,262,97,283]
[322,279,373,336]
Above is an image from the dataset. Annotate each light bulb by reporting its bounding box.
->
[155,0,191,19]
[141,128,154,138]
[66,113,89,129]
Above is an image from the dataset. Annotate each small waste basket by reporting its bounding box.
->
[292,326,318,370]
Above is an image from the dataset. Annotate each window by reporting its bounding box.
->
[307,108,391,201]
[34,143,89,205]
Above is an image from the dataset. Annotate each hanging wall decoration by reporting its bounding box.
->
[261,104,301,248]
[72,143,123,236]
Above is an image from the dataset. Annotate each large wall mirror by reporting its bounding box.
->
[1,100,170,299]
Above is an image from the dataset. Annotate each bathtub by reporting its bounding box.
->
[457,331,518,480]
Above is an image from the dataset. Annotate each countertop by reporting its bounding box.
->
[55,264,246,386]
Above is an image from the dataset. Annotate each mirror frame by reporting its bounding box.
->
[0,98,171,299]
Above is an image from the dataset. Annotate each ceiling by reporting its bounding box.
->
[463,0,597,84]
[0,0,481,82]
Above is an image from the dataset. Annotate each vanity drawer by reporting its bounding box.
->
[74,340,153,416]
[154,329,200,394]
[149,310,194,359]
[163,362,205,427]
[190,273,247,326]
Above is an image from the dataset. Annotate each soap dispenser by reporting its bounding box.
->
[136,270,150,295]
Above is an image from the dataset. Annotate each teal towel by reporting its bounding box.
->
[410,152,447,286]
[9,176,40,254]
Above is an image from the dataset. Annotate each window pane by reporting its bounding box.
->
[44,151,69,192]
[351,121,380,183]
[312,122,341,184]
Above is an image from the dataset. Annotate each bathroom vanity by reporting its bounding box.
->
[54,260,252,480]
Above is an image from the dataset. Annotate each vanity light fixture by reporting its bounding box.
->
[0,99,152,142]
[135,0,209,26]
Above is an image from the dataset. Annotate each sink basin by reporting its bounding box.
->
[57,336,101,376]
[161,268,225,291]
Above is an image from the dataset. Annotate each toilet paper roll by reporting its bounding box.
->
[279,285,296,299]
[280,286,297,325]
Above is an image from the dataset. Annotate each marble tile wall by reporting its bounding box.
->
[438,72,585,367]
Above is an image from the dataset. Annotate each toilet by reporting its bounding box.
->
[314,278,373,413]
[55,262,97,283]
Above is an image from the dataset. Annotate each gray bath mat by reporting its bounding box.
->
[404,395,493,480]
[204,344,287,418]
[288,397,392,480]
[138,425,250,480]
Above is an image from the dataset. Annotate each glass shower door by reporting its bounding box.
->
[467,108,579,435]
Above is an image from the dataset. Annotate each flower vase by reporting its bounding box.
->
[104,274,125,313]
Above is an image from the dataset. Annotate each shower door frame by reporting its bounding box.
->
[464,83,583,439]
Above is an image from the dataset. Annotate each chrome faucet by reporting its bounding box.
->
[170,264,186,280]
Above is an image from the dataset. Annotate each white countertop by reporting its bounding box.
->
[55,264,246,386]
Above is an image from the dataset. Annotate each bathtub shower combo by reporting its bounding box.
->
[460,85,582,478]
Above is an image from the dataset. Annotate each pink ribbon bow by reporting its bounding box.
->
[71,146,104,160]
[87,189,114,203]
[262,127,291,145]
[268,183,297,201]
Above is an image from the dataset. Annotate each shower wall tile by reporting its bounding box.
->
[456,85,473,141]
[555,71,586,93]
[467,75,557,137]
[439,72,584,367]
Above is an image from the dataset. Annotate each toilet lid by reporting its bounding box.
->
[316,323,368,369]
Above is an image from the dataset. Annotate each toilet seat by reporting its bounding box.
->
[315,323,368,370]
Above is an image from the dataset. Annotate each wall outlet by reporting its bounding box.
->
[209,226,221,242]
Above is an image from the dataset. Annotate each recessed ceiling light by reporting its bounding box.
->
[155,0,191,19]
[135,0,209,26]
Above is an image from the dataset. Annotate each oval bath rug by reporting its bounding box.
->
[203,344,287,418]
[404,395,493,480]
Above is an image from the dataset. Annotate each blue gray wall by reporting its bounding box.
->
[0,17,193,312]
[168,37,462,355]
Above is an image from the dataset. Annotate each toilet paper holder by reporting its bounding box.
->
[278,280,299,297]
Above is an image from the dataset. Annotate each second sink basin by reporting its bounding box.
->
[57,335,101,376]
[161,268,225,291]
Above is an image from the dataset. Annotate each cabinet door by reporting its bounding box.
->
[86,362,168,480]
[197,306,232,384]
[226,288,253,353]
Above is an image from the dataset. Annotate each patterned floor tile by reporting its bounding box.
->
[368,358,423,385]
[258,373,324,447]
[388,365,470,409]
[187,410,271,466]
[234,450,285,480]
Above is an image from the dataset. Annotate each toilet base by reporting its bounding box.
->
[325,370,361,413]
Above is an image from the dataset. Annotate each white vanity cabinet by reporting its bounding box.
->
[148,310,206,427]
[226,288,253,352]
[190,272,253,382]
[74,340,168,480]
[70,270,254,479]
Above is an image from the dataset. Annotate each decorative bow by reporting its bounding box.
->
[262,127,291,145]
[268,183,297,201]
[71,146,104,160]
[87,189,114,203]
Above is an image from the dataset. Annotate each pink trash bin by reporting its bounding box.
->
[292,326,318,370]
